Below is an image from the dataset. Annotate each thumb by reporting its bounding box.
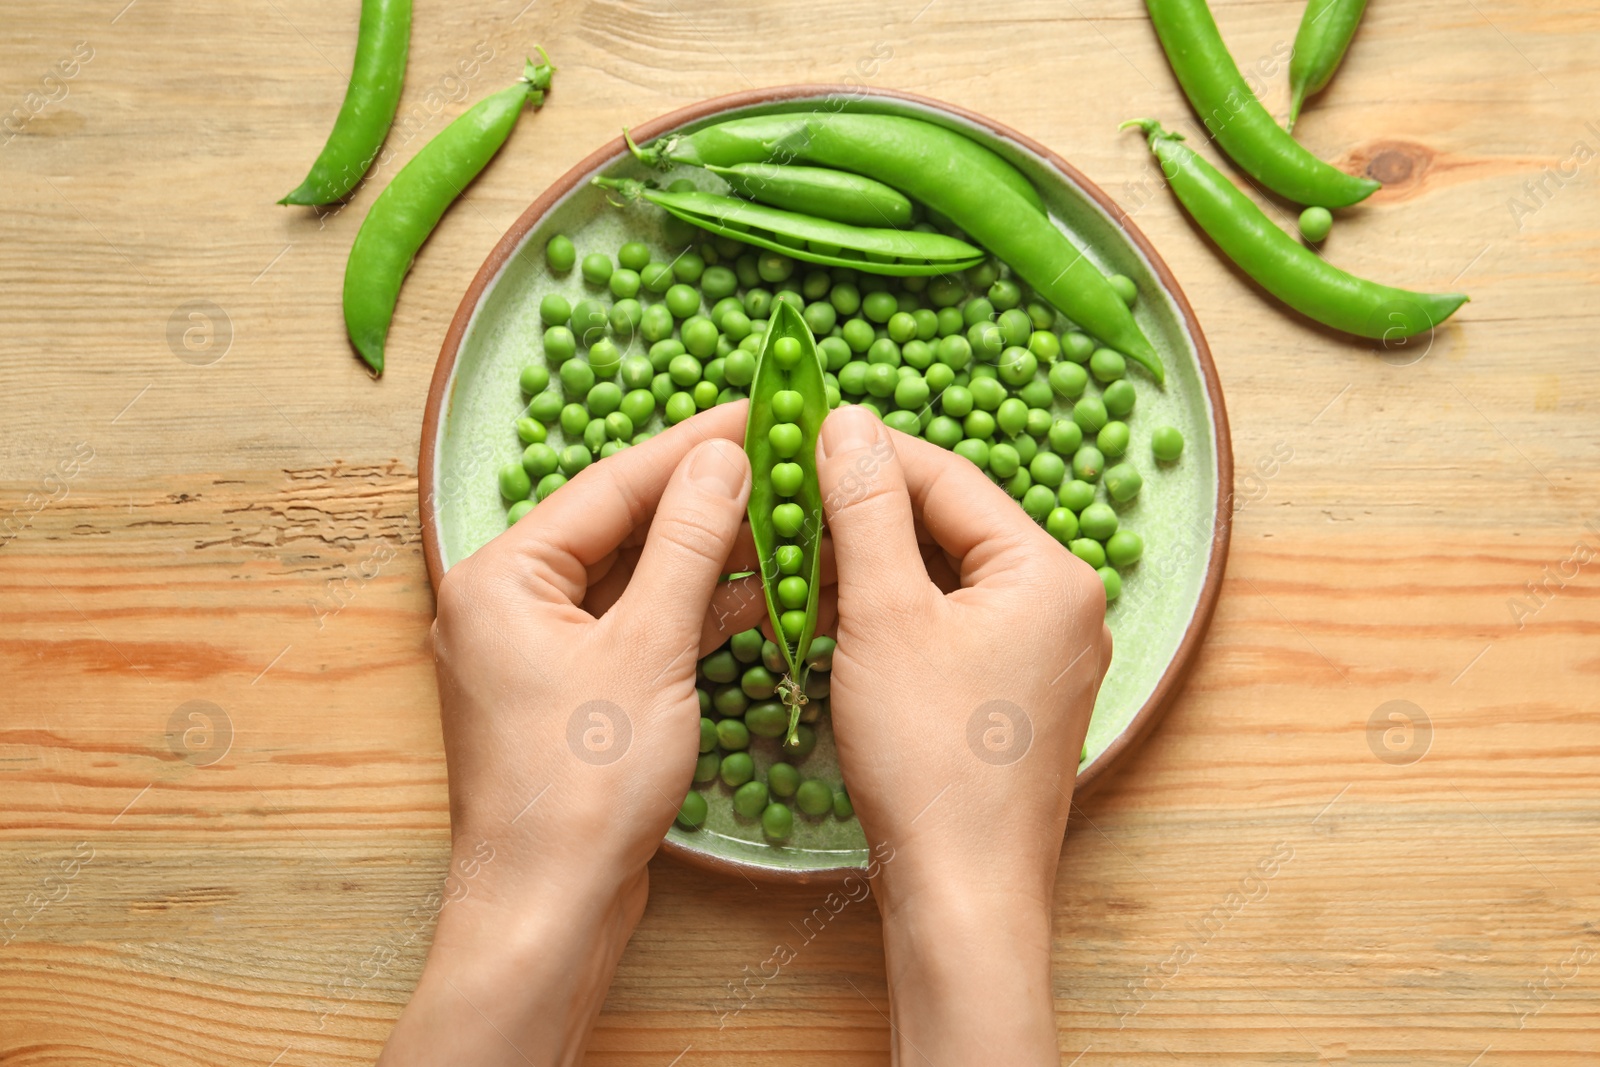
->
[816,406,930,621]
[615,438,751,652]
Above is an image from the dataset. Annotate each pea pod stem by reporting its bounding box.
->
[1145,0,1379,208]
[281,0,411,206]
[590,176,984,276]
[1122,119,1466,339]
[1287,0,1369,131]
[631,113,1165,383]
[343,53,554,375]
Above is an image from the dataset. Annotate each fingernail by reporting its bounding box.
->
[820,405,880,461]
[687,440,748,497]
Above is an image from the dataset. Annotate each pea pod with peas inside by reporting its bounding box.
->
[1122,120,1466,339]
[344,53,555,374]
[589,177,984,276]
[1287,0,1369,132]
[1145,0,1379,208]
[629,113,1166,383]
[280,0,411,205]
[743,300,827,742]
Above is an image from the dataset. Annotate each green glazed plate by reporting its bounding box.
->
[421,87,1232,884]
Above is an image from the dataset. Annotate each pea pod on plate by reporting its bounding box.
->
[743,300,827,741]
[344,52,555,375]
[1145,0,1379,208]
[281,0,411,206]
[1123,120,1466,339]
[706,162,914,227]
[590,177,983,276]
[1287,0,1369,131]
[631,113,1166,383]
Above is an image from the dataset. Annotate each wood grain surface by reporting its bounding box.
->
[2,0,1597,1063]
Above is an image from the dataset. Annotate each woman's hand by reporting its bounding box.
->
[378,404,751,1067]
[816,405,1111,1065]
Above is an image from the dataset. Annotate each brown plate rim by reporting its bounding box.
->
[419,84,1233,887]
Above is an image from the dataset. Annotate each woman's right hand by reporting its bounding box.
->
[815,404,1110,1065]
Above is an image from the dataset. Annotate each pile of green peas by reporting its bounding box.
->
[499,217,1188,839]
[676,627,847,840]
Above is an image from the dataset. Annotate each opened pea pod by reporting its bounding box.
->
[743,301,828,741]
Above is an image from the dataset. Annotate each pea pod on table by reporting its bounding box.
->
[743,300,827,741]
[590,177,983,276]
[281,0,411,206]
[705,162,914,227]
[344,52,555,375]
[1145,0,1379,209]
[1122,120,1466,339]
[1287,0,1369,132]
[630,113,1166,383]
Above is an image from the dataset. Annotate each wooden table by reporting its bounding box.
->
[3,1,1596,1063]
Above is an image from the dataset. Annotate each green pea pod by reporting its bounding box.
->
[344,53,555,375]
[743,301,826,742]
[628,116,1046,214]
[1123,120,1466,339]
[590,177,984,276]
[1146,0,1379,208]
[281,0,411,206]
[706,162,914,228]
[1287,0,1369,132]
[632,114,1165,383]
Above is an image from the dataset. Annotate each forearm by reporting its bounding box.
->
[878,875,1059,1066]
[377,864,647,1067]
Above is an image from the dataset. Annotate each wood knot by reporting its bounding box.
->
[1343,140,1434,200]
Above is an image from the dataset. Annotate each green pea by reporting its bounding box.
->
[1070,537,1107,568]
[603,411,632,441]
[761,639,787,674]
[780,723,817,761]
[1104,463,1142,504]
[997,308,1032,347]
[935,305,965,337]
[1061,331,1095,363]
[997,397,1029,437]
[894,375,931,410]
[988,277,1022,310]
[1049,361,1088,399]
[743,701,788,739]
[676,791,708,830]
[1030,451,1067,488]
[665,391,696,424]
[840,318,874,354]
[1073,396,1109,433]
[598,440,626,459]
[1099,565,1122,602]
[969,321,1005,362]
[647,338,684,372]
[505,499,534,525]
[1028,329,1061,362]
[969,376,1006,411]
[716,717,751,751]
[698,716,719,754]
[545,234,576,272]
[963,409,997,440]
[697,263,734,301]
[1107,529,1145,568]
[539,293,571,327]
[528,391,563,424]
[1090,348,1126,382]
[720,751,755,788]
[768,388,803,422]
[761,801,793,840]
[799,269,830,300]
[828,281,861,316]
[1058,479,1096,511]
[818,336,852,372]
[767,576,806,613]
[522,442,558,479]
[618,241,650,272]
[692,380,718,409]
[989,442,1021,478]
[1097,421,1129,458]
[1013,433,1038,467]
[920,414,959,449]
[882,410,918,435]
[1024,407,1053,439]
[741,664,778,700]
[582,382,619,418]
[693,751,720,784]
[673,250,706,284]
[1151,425,1185,462]
[1297,204,1334,243]
[803,635,835,672]
[1022,484,1057,520]
[862,291,897,323]
[779,609,806,642]
[649,372,674,407]
[641,262,674,294]
[866,338,901,369]
[638,303,673,343]
[772,502,805,537]
[796,779,833,817]
[1072,445,1105,482]
[954,437,989,470]
[756,251,794,283]
[933,334,971,372]
[1079,502,1119,540]
[517,417,547,446]
[709,680,746,718]
[558,403,587,438]
[498,462,532,501]
[665,354,700,388]
[541,325,575,365]
[733,780,769,818]
[1046,506,1079,543]
[559,443,591,477]
[962,295,994,327]
[838,361,868,395]
[772,462,804,497]
[773,336,802,369]
[743,287,773,320]
[775,544,803,575]
[832,788,854,820]
[590,339,623,379]
[864,363,897,398]
[662,283,697,319]
[901,339,934,372]
[583,418,607,454]
[1102,378,1136,417]
[1109,273,1137,306]
[937,385,972,418]
[1006,468,1032,499]
[910,307,939,340]
[728,628,763,664]
[535,472,566,500]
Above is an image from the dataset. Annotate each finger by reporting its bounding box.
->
[815,406,934,620]
[581,545,641,618]
[701,574,767,654]
[889,429,1062,591]
[482,402,747,606]
[614,438,753,655]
